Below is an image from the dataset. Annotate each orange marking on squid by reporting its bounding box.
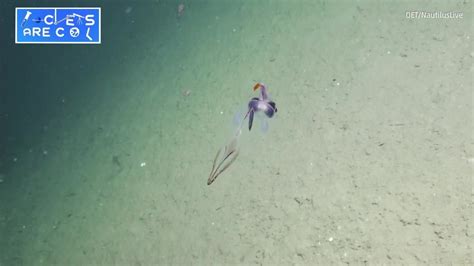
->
[253,83,262,91]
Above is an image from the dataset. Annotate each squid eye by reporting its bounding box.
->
[268,101,276,112]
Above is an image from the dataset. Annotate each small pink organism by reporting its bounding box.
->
[178,3,185,17]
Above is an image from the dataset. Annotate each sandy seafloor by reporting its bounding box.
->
[0,0,472,265]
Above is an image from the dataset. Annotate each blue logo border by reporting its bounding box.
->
[15,7,101,44]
